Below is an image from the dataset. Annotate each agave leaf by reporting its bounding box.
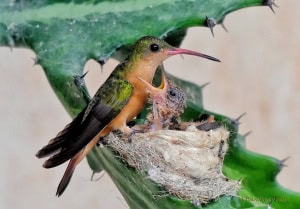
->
[0,0,262,115]
[2,0,299,208]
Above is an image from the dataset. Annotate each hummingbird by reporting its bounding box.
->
[36,36,220,196]
[138,67,186,131]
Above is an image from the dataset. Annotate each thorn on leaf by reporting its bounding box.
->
[243,131,252,138]
[74,71,88,87]
[218,17,229,32]
[220,18,229,32]
[98,57,107,73]
[205,16,217,37]
[263,0,279,14]
[278,156,290,169]
[200,82,211,89]
[237,177,243,185]
[90,171,104,181]
[231,112,247,129]
[235,112,247,122]
[8,37,15,50]
[31,57,39,65]
[221,22,228,32]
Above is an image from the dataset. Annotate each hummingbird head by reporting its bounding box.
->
[132,36,220,63]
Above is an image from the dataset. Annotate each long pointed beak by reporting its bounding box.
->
[167,47,221,62]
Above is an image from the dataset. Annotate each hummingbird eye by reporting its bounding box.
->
[149,43,160,52]
[168,88,177,98]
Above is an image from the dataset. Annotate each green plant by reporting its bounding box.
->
[1,0,299,208]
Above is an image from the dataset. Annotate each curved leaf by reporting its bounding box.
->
[3,1,299,208]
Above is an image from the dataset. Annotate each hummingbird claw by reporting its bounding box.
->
[205,16,217,37]
[127,131,136,143]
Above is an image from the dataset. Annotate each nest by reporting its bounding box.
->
[105,124,240,205]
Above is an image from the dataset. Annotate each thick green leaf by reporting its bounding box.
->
[3,0,300,208]
[0,0,262,115]
[183,104,300,209]
[90,101,300,208]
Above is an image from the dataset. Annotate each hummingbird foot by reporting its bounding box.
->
[117,125,141,143]
[127,131,136,143]
[119,125,132,135]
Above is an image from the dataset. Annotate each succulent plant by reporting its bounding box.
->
[1,0,299,208]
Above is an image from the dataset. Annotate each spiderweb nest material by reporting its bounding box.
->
[105,124,240,204]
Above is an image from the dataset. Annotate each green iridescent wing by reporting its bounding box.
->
[36,76,133,168]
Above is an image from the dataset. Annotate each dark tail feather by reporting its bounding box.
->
[36,109,86,159]
[42,156,70,169]
[40,116,102,168]
[56,157,78,197]
[38,104,114,168]
[36,112,85,158]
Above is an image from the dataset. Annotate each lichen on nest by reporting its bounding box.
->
[104,124,240,205]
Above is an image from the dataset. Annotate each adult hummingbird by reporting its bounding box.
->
[36,36,220,196]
